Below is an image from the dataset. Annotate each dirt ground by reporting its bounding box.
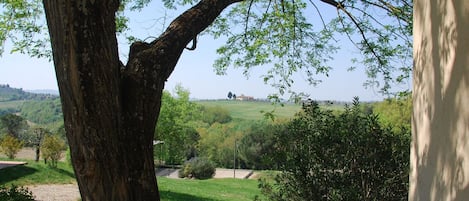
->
[27,184,80,201]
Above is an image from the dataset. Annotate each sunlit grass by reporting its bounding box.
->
[0,159,75,186]
[158,177,264,201]
[1,159,264,201]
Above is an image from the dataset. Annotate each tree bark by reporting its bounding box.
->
[42,0,241,200]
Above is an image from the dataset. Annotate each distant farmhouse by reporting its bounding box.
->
[236,94,254,101]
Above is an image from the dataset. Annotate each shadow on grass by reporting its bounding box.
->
[0,166,37,185]
[160,190,218,201]
[52,167,75,178]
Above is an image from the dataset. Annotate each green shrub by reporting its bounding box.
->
[0,135,24,159]
[0,185,35,201]
[41,135,66,168]
[179,157,215,179]
[258,98,410,201]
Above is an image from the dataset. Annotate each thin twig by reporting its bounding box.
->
[337,3,385,66]
[309,0,329,32]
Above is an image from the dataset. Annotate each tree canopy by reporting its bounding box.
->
[0,0,413,200]
[0,0,412,97]
[0,113,27,138]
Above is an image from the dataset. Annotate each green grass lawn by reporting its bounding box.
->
[196,100,301,120]
[0,159,75,186]
[158,177,263,201]
[1,159,263,201]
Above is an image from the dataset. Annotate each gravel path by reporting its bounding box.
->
[27,184,80,201]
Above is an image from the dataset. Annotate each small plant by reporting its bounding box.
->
[179,157,215,179]
[41,134,66,168]
[0,135,24,159]
[0,185,35,201]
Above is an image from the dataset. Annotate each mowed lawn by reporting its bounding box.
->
[0,158,263,201]
[196,100,301,120]
[158,177,263,201]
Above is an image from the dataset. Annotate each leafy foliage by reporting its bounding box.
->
[0,135,24,159]
[0,0,49,58]
[20,99,62,124]
[237,121,278,170]
[41,134,66,168]
[179,157,216,179]
[209,0,412,96]
[373,91,411,133]
[25,126,52,162]
[199,106,232,125]
[196,122,243,168]
[156,85,202,165]
[0,113,27,138]
[0,185,35,201]
[258,98,409,200]
[196,119,281,170]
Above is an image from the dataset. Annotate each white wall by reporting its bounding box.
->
[411,1,469,200]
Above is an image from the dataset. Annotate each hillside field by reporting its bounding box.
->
[0,100,24,110]
[195,100,302,120]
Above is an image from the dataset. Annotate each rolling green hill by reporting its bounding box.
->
[0,85,62,124]
[195,100,347,121]
[195,100,301,120]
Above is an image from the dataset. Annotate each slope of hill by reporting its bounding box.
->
[195,100,301,120]
[0,84,58,102]
[0,84,62,124]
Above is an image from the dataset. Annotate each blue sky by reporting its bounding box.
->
[0,2,410,101]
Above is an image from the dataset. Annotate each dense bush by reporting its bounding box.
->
[41,134,66,168]
[0,185,35,201]
[179,157,216,179]
[258,98,410,201]
[237,122,278,170]
[0,135,24,159]
[156,87,202,165]
[200,106,232,125]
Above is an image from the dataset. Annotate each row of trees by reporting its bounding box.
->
[0,113,66,167]
[156,86,411,169]
[0,85,58,102]
[155,89,411,198]
[227,91,236,100]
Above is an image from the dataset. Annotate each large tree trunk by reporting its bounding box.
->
[42,0,240,200]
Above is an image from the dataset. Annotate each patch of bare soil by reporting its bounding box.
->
[27,184,80,201]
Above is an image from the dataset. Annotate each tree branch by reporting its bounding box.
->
[125,0,243,79]
[336,4,385,66]
[185,36,197,50]
[319,0,339,7]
